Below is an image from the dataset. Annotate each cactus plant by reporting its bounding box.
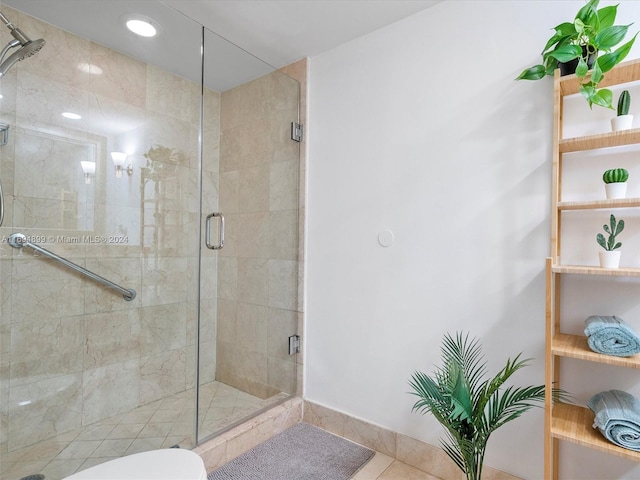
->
[597,214,624,251]
[617,90,631,116]
[603,168,629,184]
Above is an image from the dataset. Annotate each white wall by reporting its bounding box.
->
[306,1,640,478]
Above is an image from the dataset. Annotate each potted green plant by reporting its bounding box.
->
[597,213,624,268]
[611,90,633,131]
[409,332,567,480]
[516,0,637,110]
[603,168,629,199]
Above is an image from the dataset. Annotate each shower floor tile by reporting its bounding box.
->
[1,381,287,480]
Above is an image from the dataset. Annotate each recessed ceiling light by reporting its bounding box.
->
[78,63,103,75]
[123,14,158,37]
[62,112,82,120]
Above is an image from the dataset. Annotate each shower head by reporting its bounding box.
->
[0,11,45,78]
[0,39,45,77]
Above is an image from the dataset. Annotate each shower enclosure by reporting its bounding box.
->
[0,3,301,479]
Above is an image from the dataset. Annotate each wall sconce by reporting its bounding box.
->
[80,161,96,184]
[110,151,133,178]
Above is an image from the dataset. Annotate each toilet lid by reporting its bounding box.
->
[63,448,208,480]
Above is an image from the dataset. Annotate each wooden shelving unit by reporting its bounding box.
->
[545,57,640,479]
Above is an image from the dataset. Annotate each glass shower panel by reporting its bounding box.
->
[0,3,203,479]
[198,28,301,442]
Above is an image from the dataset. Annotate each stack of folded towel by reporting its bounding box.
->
[588,390,640,451]
[584,316,640,357]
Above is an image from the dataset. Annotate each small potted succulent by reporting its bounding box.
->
[597,213,624,268]
[603,168,629,199]
[611,90,633,131]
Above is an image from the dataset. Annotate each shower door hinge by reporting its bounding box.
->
[291,122,303,142]
[288,335,300,355]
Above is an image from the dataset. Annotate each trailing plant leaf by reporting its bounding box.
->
[516,0,636,110]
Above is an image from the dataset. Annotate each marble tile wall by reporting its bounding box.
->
[0,6,215,454]
[303,401,522,480]
[215,69,301,400]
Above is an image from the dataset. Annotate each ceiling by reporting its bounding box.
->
[2,0,442,91]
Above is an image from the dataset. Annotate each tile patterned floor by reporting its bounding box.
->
[1,381,286,480]
[352,452,443,480]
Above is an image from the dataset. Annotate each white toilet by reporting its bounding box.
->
[63,448,208,480]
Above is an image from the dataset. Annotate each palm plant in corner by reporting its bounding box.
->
[409,332,566,480]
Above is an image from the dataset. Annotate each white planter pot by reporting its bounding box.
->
[611,114,634,132]
[605,182,628,200]
[599,250,621,268]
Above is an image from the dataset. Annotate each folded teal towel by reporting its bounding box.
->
[584,315,640,357]
[588,390,640,452]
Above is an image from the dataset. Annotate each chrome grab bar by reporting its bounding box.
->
[8,233,136,301]
[205,212,224,250]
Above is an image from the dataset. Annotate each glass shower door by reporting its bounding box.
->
[0,4,203,479]
[197,27,301,442]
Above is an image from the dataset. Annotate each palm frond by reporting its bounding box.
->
[485,385,546,433]
[442,332,487,393]
[408,331,569,480]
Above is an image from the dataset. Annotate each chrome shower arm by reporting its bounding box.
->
[0,12,13,28]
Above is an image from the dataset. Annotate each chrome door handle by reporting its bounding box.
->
[205,212,224,250]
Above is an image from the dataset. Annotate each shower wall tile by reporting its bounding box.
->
[8,373,83,450]
[9,315,84,386]
[16,71,89,131]
[236,212,270,259]
[200,256,218,300]
[266,307,297,360]
[16,8,90,90]
[82,360,140,425]
[146,65,199,124]
[237,258,268,305]
[0,359,9,449]
[239,164,270,212]
[268,209,298,260]
[266,356,295,394]
[219,170,239,214]
[139,348,187,404]
[198,340,216,385]
[202,169,220,213]
[236,303,267,355]
[217,257,237,301]
[216,298,237,344]
[84,309,141,368]
[198,298,218,342]
[203,88,221,173]
[88,42,146,109]
[217,213,238,258]
[84,257,142,313]
[140,257,188,306]
[11,257,86,324]
[267,259,298,310]
[270,160,299,211]
[139,303,187,357]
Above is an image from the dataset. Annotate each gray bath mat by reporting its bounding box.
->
[208,422,374,480]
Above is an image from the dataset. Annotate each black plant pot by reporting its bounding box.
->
[558,45,596,76]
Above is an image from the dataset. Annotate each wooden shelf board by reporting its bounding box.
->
[559,58,640,96]
[559,129,640,153]
[552,333,640,368]
[558,198,640,211]
[551,403,640,462]
[552,265,640,276]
